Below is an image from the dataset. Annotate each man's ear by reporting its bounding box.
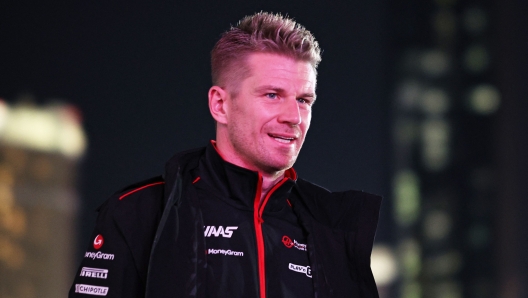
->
[208,86,229,124]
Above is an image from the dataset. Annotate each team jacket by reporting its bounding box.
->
[69,142,382,297]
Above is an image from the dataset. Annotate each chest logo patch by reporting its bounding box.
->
[288,263,312,278]
[93,234,104,250]
[204,226,238,238]
[80,267,108,279]
[282,235,307,251]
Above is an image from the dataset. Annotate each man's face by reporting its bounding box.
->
[221,53,316,174]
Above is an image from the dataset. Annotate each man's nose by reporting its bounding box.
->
[277,97,302,125]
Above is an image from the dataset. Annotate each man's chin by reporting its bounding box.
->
[263,158,297,174]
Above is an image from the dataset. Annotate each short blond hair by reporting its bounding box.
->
[211,12,322,93]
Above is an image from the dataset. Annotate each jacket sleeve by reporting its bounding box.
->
[68,199,146,298]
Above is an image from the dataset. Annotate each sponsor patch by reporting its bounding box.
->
[93,234,104,250]
[85,251,115,261]
[80,267,108,279]
[206,248,244,256]
[75,284,109,296]
[282,235,307,251]
[204,226,238,238]
[288,263,312,278]
[282,236,294,248]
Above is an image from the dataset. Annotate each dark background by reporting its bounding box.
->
[1,1,389,240]
[1,0,527,296]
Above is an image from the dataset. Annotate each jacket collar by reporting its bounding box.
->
[195,141,297,209]
[163,146,205,204]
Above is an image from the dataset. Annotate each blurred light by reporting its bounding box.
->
[421,50,450,77]
[393,170,421,226]
[420,88,450,115]
[58,120,87,158]
[0,103,87,158]
[401,49,423,72]
[3,107,57,151]
[463,7,488,34]
[56,105,87,158]
[0,100,8,132]
[2,206,27,237]
[0,97,85,297]
[423,210,452,241]
[0,164,15,186]
[424,251,462,277]
[31,156,53,182]
[31,210,52,245]
[0,237,25,269]
[394,119,419,146]
[421,119,450,171]
[397,80,423,110]
[371,244,398,286]
[3,147,28,174]
[433,281,463,298]
[0,184,14,209]
[14,280,36,298]
[468,223,490,248]
[468,84,501,115]
[401,282,422,298]
[433,9,456,38]
[398,238,422,279]
[464,45,490,73]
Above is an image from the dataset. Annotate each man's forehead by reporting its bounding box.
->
[245,53,317,85]
[246,52,315,71]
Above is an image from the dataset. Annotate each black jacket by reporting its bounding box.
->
[69,144,381,297]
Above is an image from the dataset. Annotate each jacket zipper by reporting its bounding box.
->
[253,173,289,298]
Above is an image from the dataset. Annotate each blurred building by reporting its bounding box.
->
[0,98,86,297]
[380,0,499,297]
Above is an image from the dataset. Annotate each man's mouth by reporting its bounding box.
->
[269,134,296,144]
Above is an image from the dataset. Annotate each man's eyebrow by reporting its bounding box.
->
[255,85,285,93]
[300,92,317,100]
[255,85,317,100]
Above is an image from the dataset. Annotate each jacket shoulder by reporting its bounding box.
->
[295,178,381,199]
[96,176,166,256]
[97,176,165,212]
[294,178,382,231]
[70,176,166,297]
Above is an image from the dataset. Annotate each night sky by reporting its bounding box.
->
[3,1,528,295]
[1,1,390,248]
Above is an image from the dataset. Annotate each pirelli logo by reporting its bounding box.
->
[80,267,108,279]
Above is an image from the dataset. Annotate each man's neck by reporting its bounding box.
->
[259,171,285,204]
[211,139,288,204]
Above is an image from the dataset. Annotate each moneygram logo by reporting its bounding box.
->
[288,263,312,278]
[93,234,104,250]
[85,251,115,260]
[207,248,244,256]
[80,267,108,279]
[204,226,238,238]
[75,284,109,296]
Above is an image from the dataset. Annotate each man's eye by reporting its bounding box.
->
[266,93,277,99]
[297,98,310,105]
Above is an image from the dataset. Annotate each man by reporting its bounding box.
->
[70,12,381,298]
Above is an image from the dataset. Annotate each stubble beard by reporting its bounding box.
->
[228,125,300,175]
